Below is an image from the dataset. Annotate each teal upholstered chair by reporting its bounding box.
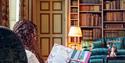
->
[89,37,125,63]
[89,38,107,63]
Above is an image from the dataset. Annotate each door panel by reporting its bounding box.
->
[33,0,66,60]
[52,13,62,34]
[40,37,50,57]
[40,13,50,34]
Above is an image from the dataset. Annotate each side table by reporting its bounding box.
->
[106,56,125,63]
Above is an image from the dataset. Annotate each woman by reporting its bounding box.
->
[13,20,44,63]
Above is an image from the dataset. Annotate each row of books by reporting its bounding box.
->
[93,29,102,40]
[82,29,124,40]
[71,7,78,13]
[71,20,78,25]
[71,0,78,6]
[71,14,78,19]
[104,24,124,28]
[80,13,102,26]
[82,30,93,40]
[80,0,101,4]
[104,12,125,21]
[82,29,101,40]
[104,31,125,38]
[80,5,101,11]
[104,0,125,9]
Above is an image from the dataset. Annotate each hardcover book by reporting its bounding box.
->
[47,44,91,63]
[47,44,73,63]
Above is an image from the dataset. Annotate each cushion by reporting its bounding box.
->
[117,49,125,55]
[92,40,105,48]
[89,59,104,63]
[90,55,106,59]
[105,37,123,49]
[113,41,122,49]
[106,37,122,42]
[91,48,108,55]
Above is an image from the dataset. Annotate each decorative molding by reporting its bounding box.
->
[40,13,50,34]
[52,1,62,11]
[40,37,50,57]
[40,1,50,11]
[52,37,62,45]
[52,13,62,34]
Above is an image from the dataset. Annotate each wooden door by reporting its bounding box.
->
[32,0,67,60]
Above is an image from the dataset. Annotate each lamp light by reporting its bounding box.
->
[68,26,82,37]
[68,26,82,49]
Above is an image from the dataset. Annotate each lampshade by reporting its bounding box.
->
[68,26,82,37]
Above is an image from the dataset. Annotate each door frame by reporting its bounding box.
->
[32,0,69,59]
[32,0,68,46]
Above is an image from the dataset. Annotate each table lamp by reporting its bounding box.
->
[68,26,82,49]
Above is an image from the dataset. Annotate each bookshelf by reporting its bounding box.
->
[68,0,125,42]
[103,0,125,38]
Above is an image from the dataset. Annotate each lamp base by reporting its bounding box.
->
[68,42,82,50]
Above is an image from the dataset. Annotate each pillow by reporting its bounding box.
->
[91,48,108,55]
[105,37,123,49]
[105,37,122,43]
[92,40,105,48]
[113,41,122,49]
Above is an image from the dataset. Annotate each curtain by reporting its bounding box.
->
[19,0,32,20]
[0,0,9,27]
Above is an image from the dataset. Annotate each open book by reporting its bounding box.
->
[47,44,91,63]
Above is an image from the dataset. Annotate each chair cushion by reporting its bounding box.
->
[90,58,104,63]
[117,49,125,55]
[113,41,122,49]
[92,48,108,55]
[92,39,105,48]
[90,55,106,59]
[105,37,123,49]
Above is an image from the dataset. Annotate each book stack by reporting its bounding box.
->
[80,0,100,4]
[104,0,125,9]
[80,13,101,26]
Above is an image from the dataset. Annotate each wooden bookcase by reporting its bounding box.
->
[68,0,125,42]
[103,0,125,38]
[79,0,102,41]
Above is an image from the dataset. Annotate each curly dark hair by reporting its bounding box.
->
[13,20,44,63]
[13,20,37,51]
